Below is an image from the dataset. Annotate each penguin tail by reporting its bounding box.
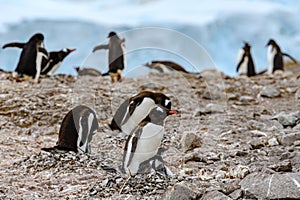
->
[282,53,298,63]
[101,71,110,76]
[101,165,118,173]
[257,69,267,75]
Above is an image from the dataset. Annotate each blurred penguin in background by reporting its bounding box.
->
[236,41,256,77]
[93,31,126,82]
[266,39,297,74]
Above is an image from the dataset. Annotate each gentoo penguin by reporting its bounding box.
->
[93,31,126,82]
[109,91,172,135]
[2,33,45,80]
[266,39,297,73]
[42,105,99,153]
[236,41,256,77]
[144,60,188,73]
[122,105,177,175]
[41,48,76,75]
[74,66,102,76]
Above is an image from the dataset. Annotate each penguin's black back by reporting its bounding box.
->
[15,33,44,77]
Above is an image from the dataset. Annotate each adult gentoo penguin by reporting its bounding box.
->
[266,39,297,74]
[93,31,126,82]
[122,105,178,175]
[109,91,172,135]
[144,60,188,73]
[42,105,99,153]
[2,33,46,80]
[236,41,256,77]
[41,48,76,75]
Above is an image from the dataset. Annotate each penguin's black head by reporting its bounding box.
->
[266,39,276,47]
[243,41,251,52]
[148,105,178,124]
[107,31,117,38]
[74,66,80,72]
[30,33,44,47]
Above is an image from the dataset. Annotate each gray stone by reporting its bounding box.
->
[272,111,300,127]
[201,190,232,200]
[295,88,300,99]
[260,86,280,98]
[268,137,279,146]
[269,160,292,172]
[163,184,196,200]
[278,132,300,146]
[240,172,300,199]
[181,131,202,152]
[229,189,243,200]
[202,89,223,100]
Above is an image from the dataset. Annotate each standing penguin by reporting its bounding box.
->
[122,105,178,175]
[236,41,256,77]
[109,91,172,135]
[266,39,297,73]
[2,33,46,80]
[93,31,126,82]
[41,48,76,75]
[42,105,99,153]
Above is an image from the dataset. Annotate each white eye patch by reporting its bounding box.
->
[156,106,164,113]
[165,99,171,106]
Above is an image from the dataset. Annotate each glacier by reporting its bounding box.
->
[0,0,299,77]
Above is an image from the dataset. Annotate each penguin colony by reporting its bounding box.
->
[1,32,298,177]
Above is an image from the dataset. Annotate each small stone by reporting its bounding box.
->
[272,111,300,127]
[295,88,300,99]
[260,85,280,98]
[181,131,202,152]
[269,160,292,172]
[278,132,300,146]
[229,165,250,179]
[268,137,279,146]
[249,138,266,149]
[164,184,196,200]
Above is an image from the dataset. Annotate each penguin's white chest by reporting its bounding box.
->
[48,62,62,75]
[125,123,164,174]
[121,98,156,134]
[237,49,248,74]
[267,46,276,74]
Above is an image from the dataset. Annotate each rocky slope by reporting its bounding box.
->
[0,69,299,199]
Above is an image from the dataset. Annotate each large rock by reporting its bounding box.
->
[201,190,232,200]
[240,172,300,199]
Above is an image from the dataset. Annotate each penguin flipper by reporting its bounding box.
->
[92,44,109,52]
[236,55,245,72]
[257,69,267,75]
[282,53,298,63]
[2,42,25,49]
[101,71,110,76]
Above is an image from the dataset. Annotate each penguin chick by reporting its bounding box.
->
[109,91,172,135]
[122,105,178,175]
[236,41,256,77]
[42,105,99,153]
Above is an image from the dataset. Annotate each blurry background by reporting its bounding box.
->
[0,0,299,77]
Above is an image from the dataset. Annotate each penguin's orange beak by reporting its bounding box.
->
[167,110,179,115]
[69,48,76,52]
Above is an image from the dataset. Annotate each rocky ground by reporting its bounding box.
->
[0,68,300,199]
